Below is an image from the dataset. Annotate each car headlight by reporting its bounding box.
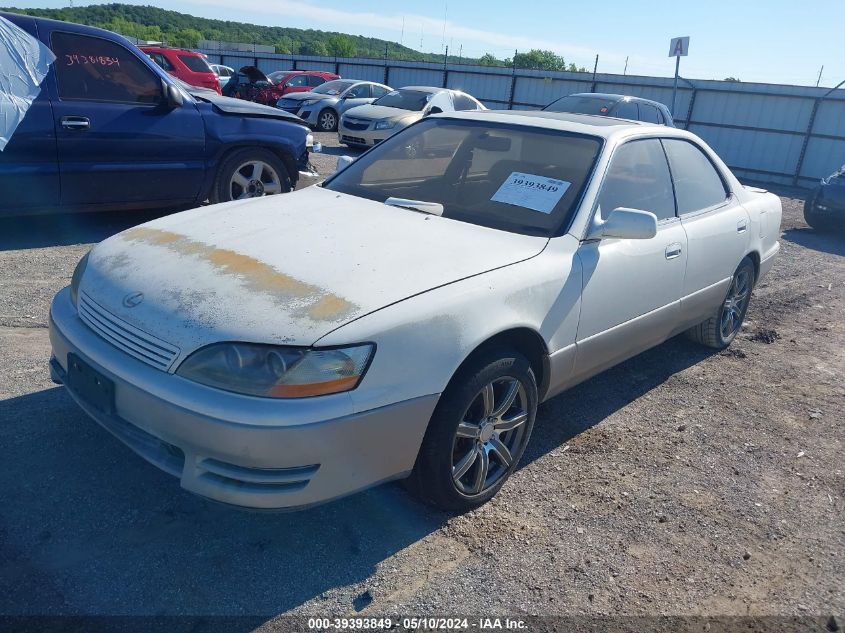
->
[306,133,315,148]
[301,99,318,106]
[70,251,90,309]
[176,342,374,398]
[374,119,396,130]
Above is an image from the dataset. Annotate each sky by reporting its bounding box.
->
[11,0,845,86]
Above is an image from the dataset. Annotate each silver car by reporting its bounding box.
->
[276,79,392,131]
[49,111,781,512]
[338,86,485,148]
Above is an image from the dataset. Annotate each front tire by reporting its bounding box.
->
[210,148,291,204]
[406,348,537,512]
[686,257,755,349]
[316,108,338,132]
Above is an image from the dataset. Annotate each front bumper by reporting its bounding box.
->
[337,123,385,147]
[48,287,438,510]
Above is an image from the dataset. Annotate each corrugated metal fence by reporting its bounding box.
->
[202,49,845,189]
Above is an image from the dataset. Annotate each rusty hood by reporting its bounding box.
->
[79,186,548,358]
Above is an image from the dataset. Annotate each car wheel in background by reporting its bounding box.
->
[317,108,338,132]
[686,256,756,349]
[803,192,834,231]
[210,148,291,204]
[406,348,537,512]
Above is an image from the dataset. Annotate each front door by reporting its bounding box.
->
[573,138,688,381]
[45,29,206,208]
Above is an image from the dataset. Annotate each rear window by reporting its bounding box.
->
[372,89,433,111]
[324,118,602,237]
[178,54,212,73]
[544,95,618,115]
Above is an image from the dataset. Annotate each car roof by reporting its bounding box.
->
[565,92,669,109]
[432,109,687,140]
[399,86,449,94]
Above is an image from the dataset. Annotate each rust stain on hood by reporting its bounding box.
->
[119,226,357,321]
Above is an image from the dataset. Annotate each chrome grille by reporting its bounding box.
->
[78,292,180,371]
[343,119,370,131]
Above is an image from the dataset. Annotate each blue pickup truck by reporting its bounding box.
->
[0,12,318,217]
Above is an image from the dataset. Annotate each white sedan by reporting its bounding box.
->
[49,111,781,511]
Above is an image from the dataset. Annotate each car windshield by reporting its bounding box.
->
[544,95,618,115]
[372,89,433,111]
[324,118,602,237]
[313,80,356,95]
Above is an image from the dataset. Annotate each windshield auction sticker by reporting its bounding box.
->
[491,172,571,214]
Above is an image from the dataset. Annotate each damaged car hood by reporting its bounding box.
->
[191,91,304,123]
[80,186,548,357]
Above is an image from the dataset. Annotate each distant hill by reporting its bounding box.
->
[2,4,588,71]
[1,3,462,62]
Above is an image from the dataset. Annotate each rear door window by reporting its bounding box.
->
[371,85,390,98]
[597,139,676,221]
[51,32,163,104]
[614,100,639,120]
[453,92,481,111]
[662,139,729,214]
[148,52,174,71]
[639,103,661,124]
[307,75,326,87]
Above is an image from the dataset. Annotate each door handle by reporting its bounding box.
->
[61,116,90,130]
[665,243,682,260]
[737,219,748,233]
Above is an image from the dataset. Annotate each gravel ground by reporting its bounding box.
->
[0,132,842,624]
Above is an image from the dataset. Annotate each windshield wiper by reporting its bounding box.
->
[384,197,444,216]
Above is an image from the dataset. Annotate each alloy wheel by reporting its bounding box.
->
[229,160,283,200]
[451,377,530,496]
[319,110,337,131]
[720,268,752,339]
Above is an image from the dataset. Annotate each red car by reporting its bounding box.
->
[140,45,221,94]
[266,70,340,95]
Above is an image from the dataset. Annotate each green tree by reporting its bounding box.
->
[304,41,329,56]
[326,34,356,57]
[513,49,568,71]
[723,77,741,82]
[478,53,501,66]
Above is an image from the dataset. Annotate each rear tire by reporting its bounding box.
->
[803,195,832,231]
[686,257,755,349]
[210,148,291,204]
[406,348,537,512]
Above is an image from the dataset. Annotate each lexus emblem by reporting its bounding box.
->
[122,292,144,308]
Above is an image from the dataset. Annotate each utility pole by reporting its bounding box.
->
[458,44,462,64]
[816,65,824,87]
[623,56,628,75]
[591,54,599,92]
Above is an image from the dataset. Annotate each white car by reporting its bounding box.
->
[338,86,485,148]
[49,111,781,512]
[209,64,235,88]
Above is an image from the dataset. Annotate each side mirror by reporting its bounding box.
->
[425,106,443,116]
[162,80,183,109]
[586,207,658,240]
[336,155,356,173]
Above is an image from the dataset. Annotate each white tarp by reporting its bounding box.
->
[0,15,55,151]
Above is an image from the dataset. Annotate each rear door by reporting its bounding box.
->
[662,138,751,325]
[45,29,206,208]
[0,15,59,214]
